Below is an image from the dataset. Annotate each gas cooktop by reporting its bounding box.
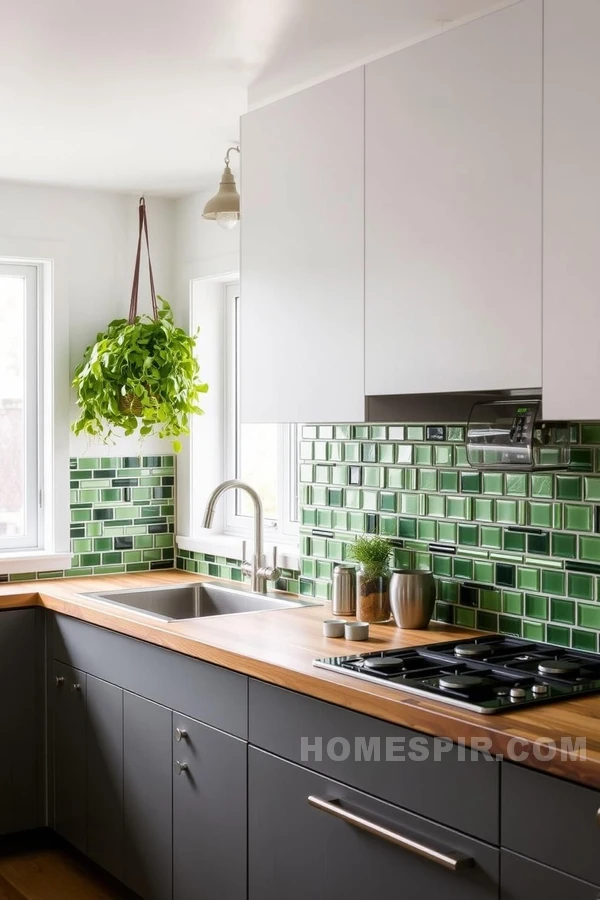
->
[313,635,600,713]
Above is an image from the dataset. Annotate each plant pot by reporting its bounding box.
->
[356,564,391,623]
[118,389,158,417]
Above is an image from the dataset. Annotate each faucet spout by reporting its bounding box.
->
[202,480,271,593]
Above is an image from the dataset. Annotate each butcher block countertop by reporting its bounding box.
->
[1,569,599,790]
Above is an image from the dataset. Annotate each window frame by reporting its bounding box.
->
[0,262,42,552]
[222,282,299,543]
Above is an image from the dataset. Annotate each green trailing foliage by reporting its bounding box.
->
[71,298,208,452]
[346,535,392,576]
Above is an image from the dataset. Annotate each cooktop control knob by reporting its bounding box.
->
[532,683,548,696]
[510,687,527,700]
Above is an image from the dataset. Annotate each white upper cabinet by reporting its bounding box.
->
[543,0,600,420]
[364,1,543,396]
[240,69,365,423]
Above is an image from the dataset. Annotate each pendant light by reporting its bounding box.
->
[203,146,240,230]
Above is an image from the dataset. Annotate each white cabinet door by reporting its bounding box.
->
[543,0,600,420]
[240,69,365,423]
[365,1,542,396]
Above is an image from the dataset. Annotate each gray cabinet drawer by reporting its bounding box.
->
[502,762,600,886]
[501,850,600,899]
[52,613,247,738]
[249,679,499,843]
[249,747,499,900]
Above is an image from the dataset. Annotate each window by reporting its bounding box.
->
[223,283,299,541]
[0,263,41,550]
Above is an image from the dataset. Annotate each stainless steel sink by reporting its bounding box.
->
[79,582,314,622]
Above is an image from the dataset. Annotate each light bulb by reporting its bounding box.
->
[216,211,239,230]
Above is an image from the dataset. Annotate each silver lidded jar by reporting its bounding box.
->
[332,565,356,616]
[390,570,435,629]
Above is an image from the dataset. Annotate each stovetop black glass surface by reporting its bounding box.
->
[313,635,600,713]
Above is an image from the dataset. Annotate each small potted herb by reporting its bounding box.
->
[347,535,392,623]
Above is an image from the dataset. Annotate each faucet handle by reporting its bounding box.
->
[240,540,253,578]
[258,545,281,584]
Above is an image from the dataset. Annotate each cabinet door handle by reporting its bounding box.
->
[175,761,188,776]
[175,728,188,743]
[71,683,82,692]
[307,796,473,872]
[596,807,600,827]
[55,676,64,687]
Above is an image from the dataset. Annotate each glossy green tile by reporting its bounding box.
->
[344,489,361,509]
[496,500,518,525]
[551,598,575,625]
[401,493,422,515]
[312,486,328,506]
[480,526,502,549]
[433,555,452,577]
[345,442,360,462]
[480,589,501,612]
[578,603,600,630]
[348,512,366,532]
[313,441,327,460]
[482,472,504,495]
[455,607,476,628]
[380,516,398,537]
[523,620,546,642]
[541,569,565,596]
[552,533,577,559]
[568,572,594,601]
[453,558,473,580]
[528,502,552,528]
[455,446,469,467]
[506,474,529,497]
[378,443,395,464]
[415,445,433,466]
[332,467,349,486]
[556,475,582,501]
[386,468,404,489]
[363,467,382,487]
[370,425,387,440]
[426,495,446,518]
[438,522,457,544]
[563,504,593,532]
[317,509,333,529]
[584,477,600,501]
[334,425,351,440]
[439,471,458,493]
[474,498,494,523]
[458,524,479,547]
[527,533,550,556]
[388,426,404,440]
[503,591,523,616]
[447,426,465,442]
[518,567,540,591]
[570,449,594,471]
[379,491,397,512]
[434,445,453,466]
[352,426,368,439]
[418,469,437,491]
[477,611,498,632]
[328,488,344,507]
[440,580,459,603]
[318,426,334,439]
[404,469,417,490]
[581,424,600,443]
[418,519,437,541]
[496,563,516,587]
[580,536,600,562]
[546,624,570,647]
[498,615,522,637]
[447,496,471,520]
[361,490,378,512]
[504,530,526,553]
[460,472,481,494]
[474,560,494,584]
[572,629,597,652]
[531,474,554,499]
[407,426,424,441]
[525,593,547,620]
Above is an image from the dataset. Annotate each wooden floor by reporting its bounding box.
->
[0,834,137,900]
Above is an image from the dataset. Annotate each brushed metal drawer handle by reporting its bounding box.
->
[175,760,188,776]
[307,796,473,872]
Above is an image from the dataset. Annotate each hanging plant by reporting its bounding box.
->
[71,199,208,452]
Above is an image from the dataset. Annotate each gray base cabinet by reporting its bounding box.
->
[0,609,40,835]
[123,693,173,900]
[53,661,87,852]
[501,851,600,899]
[173,714,247,900]
[87,675,124,881]
[248,747,499,900]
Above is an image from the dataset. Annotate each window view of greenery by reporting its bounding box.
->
[237,423,279,519]
[0,275,25,537]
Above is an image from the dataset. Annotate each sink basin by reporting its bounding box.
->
[80,582,314,622]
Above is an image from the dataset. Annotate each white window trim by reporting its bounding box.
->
[176,270,299,571]
[0,239,71,573]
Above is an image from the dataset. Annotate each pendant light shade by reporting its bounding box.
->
[203,146,240,230]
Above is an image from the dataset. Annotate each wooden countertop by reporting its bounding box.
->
[1,570,599,790]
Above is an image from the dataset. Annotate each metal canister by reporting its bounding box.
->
[332,565,356,616]
[390,569,435,629]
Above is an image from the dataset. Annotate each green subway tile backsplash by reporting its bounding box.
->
[298,421,600,651]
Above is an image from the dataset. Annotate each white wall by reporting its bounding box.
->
[0,181,176,456]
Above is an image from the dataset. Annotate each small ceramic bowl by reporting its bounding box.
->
[344,621,369,641]
[322,619,347,638]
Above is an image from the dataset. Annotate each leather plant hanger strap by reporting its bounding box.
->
[128,196,159,323]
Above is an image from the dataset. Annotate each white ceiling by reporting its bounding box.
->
[0,0,519,196]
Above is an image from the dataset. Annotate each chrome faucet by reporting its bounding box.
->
[202,480,280,593]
